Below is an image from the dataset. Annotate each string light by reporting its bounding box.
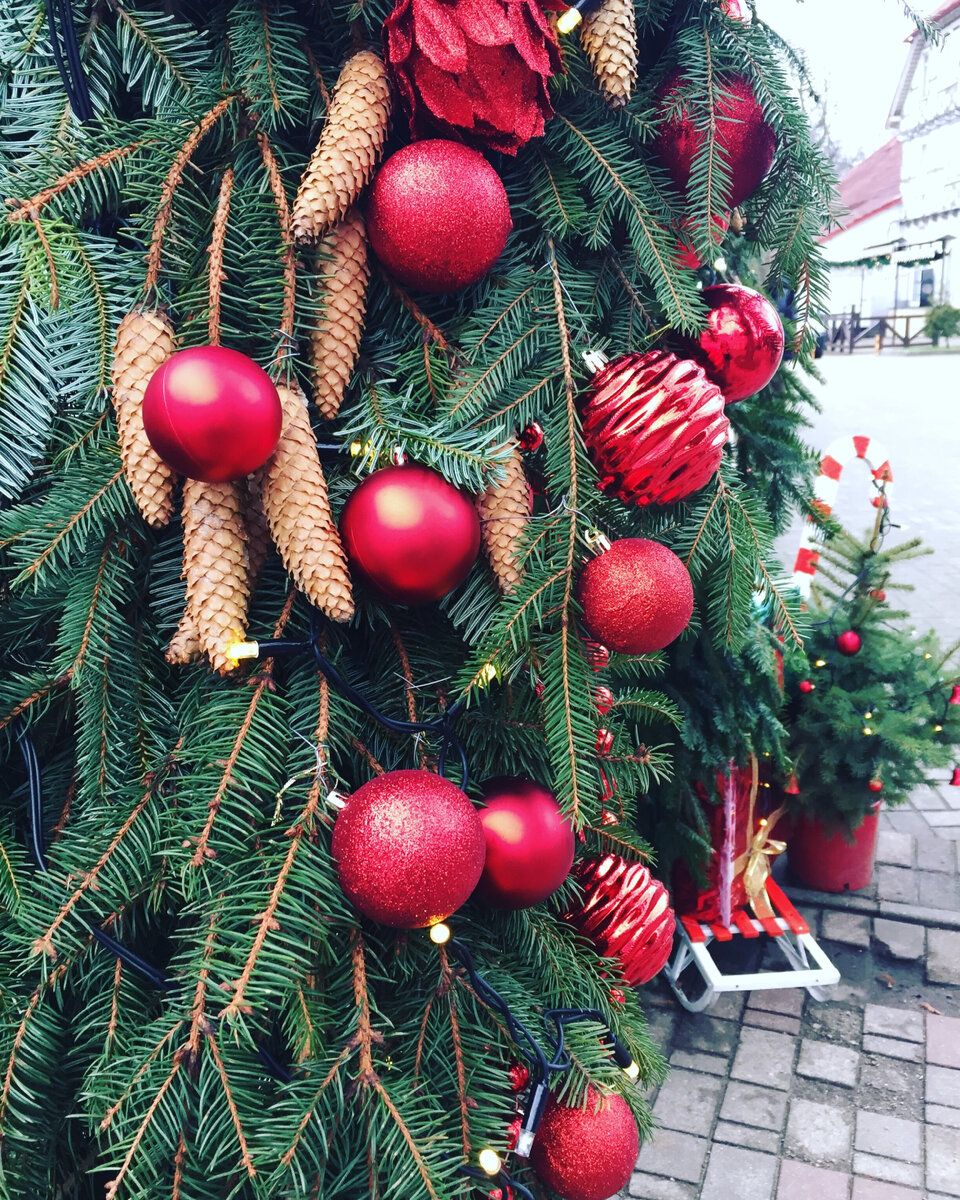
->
[429,922,452,945]
[556,0,602,32]
[863,727,873,736]
[934,724,944,733]
[815,659,827,668]
[864,711,873,720]
[478,1149,502,1176]
[227,639,260,661]
[624,1060,641,1081]
[924,652,933,660]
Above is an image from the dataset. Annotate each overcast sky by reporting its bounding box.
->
[762,0,925,162]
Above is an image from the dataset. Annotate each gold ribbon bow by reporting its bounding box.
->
[732,756,786,922]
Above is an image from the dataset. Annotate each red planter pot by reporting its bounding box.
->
[787,803,881,893]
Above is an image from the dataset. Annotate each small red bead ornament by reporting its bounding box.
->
[594,686,614,715]
[580,351,729,507]
[566,855,676,986]
[798,680,815,694]
[784,774,800,795]
[680,284,785,403]
[595,728,614,756]
[835,630,863,657]
[340,464,481,605]
[586,642,610,671]
[519,421,545,453]
[142,345,282,482]
[577,538,694,656]
[868,779,883,793]
[530,1087,639,1200]
[508,1062,530,1092]
[331,770,485,928]
[473,778,575,910]
[366,140,512,292]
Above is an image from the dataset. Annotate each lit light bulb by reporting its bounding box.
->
[863,727,873,736]
[624,1060,641,1081]
[924,653,933,660]
[934,724,944,733]
[556,6,583,32]
[429,922,452,945]
[864,712,874,720]
[477,663,497,687]
[815,659,827,668]
[479,1149,502,1176]
[226,640,260,661]
[713,255,728,273]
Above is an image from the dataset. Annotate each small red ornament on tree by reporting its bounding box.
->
[674,212,730,270]
[798,680,815,694]
[577,538,694,655]
[366,141,512,292]
[595,728,614,756]
[566,855,676,986]
[142,346,282,482]
[836,630,863,657]
[868,778,883,793]
[530,1087,639,1200]
[473,778,575,910]
[679,284,785,403]
[383,0,562,154]
[594,686,614,715]
[519,421,545,453]
[332,770,485,928]
[580,351,729,507]
[340,464,481,604]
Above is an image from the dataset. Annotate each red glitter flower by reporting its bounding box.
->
[383,0,563,154]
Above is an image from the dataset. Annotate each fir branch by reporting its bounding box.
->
[27,212,60,308]
[256,130,297,351]
[6,141,144,223]
[103,1056,183,1200]
[205,1033,257,1180]
[99,1023,185,1133]
[207,166,235,345]
[0,670,73,733]
[439,947,470,1160]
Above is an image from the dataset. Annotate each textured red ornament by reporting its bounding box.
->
[505,1116,522,1152]
[577,539,694,655]
[366,140,512,293]
[595,728,614,756]
[835,630,863,657]
[798,680,815,695]
[331,770,485,928]
[340,464,481,605]
[654,73,777,209]
[580,351,729,507]
[718,0,748,18]
[473,778,575,909]
[566,855,676,986]
[594,685,614,715]
[142,346,282,482]
[868,779,883,793]
[508,1062,530,1092]
[383,0,561,154]
[586,642,610,671]
[680,284,785,403]
[519,421,545,453]
[530,1087,639,1200]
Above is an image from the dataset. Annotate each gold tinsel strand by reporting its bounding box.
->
[580,0,638,108]
[477,445,532,595]
[259,382,354,621]
[292,51,391,243]
[310,208,370,420]
[110,310,178,527]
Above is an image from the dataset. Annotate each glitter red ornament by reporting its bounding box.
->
[654,73,777,209]
[530,1087,639,1200]
[473,778,575,910]
[836,630,863,657]
[868,779,883,793]
[577,538,694,656]
[798,680,816,694]
[340,464,481,605]
[566,855,676,986]
[674,212,729,270]
[331,769,485,928]
[142,345,282,482]
[680,284,785,403]
[579,351,729,507]
[366,140,512,293]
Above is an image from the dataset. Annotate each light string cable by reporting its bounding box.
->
[45,0,94,123]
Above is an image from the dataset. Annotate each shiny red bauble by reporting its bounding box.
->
[580,351,728,507]
[654,74,776,209]
[798,680,816,695]
[473,778,575,910]
[577,539,694,656]
[836,630,863,657]
[340,465,481,605]
[682,285,785,403]
[531,1087,639,1200]
[142,346,282,481]
[331,770,485,928]
[566,855,676,986]
[868,779,884,793]
[366,140,512,292]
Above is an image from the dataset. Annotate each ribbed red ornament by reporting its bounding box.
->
[580,351,729,507]
[566,855,676,986]
[530,1087,639,1200]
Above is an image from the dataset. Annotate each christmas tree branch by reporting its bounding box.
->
[207,166,235,345]
[0,272,29,397]
[439,947,471,1159]
[205,1032,257,1179]
[413,992,436,1080]
[448,324,545,418]
[370,1077,441,1200]
[99,1023,185,1132]
[473,372,561,429]
[280,1043,353,1166]
[256,132,298,351]
[103,1056,183,1200]
[0,670,73,733]
[105,959,123,1057]
[27,213,60,309]
[6,142,144,224]
[386,278,451,351]
[72,536,117,677]
[0,960,72,1127]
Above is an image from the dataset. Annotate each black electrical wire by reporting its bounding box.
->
[459,1164,537,1200]
[45,0,93,123]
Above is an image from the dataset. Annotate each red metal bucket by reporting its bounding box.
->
[787,803,881,893]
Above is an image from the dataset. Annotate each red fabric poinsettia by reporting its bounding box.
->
[384,0,563,155]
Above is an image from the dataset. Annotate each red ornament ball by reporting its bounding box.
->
[594,686,614,715]
[580,351,729,507]
[142,346,282,482]
[340,464,481,605]
[682,285,785,403]
[836,630,863,657]
[868,779,884,793]
[366,140,512,292]
[798,680,816,695]
[473,778,575,910]
[654,73,776,209]
[566,855,676,987]
[531,1087,640,1200]
[332,769,485,928]
[595,728,614,757]
[577,539,694,656]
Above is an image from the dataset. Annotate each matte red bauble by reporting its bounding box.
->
[577,539,694,656]
[473,778,575,910]
[340,465,481,604]
[142,346,282,482]
[366,140,512,292]
[566,855,676,987]
[836,630,863,657]
[654,74,776,209]
[681,285,785,403]
[530,1087,639,1200]
[331,770,485,928]
[580,351,729,507]
[868,779,883,793]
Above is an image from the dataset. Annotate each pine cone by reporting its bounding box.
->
[580,0,638,108]
[111,310,177,527]
[309,208,369,420]
[259,382,354,621]
[293,52,391,243]
[477,445,532,595]
[166,605,201,666]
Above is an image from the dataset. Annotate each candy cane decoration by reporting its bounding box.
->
[793,435,894,598]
